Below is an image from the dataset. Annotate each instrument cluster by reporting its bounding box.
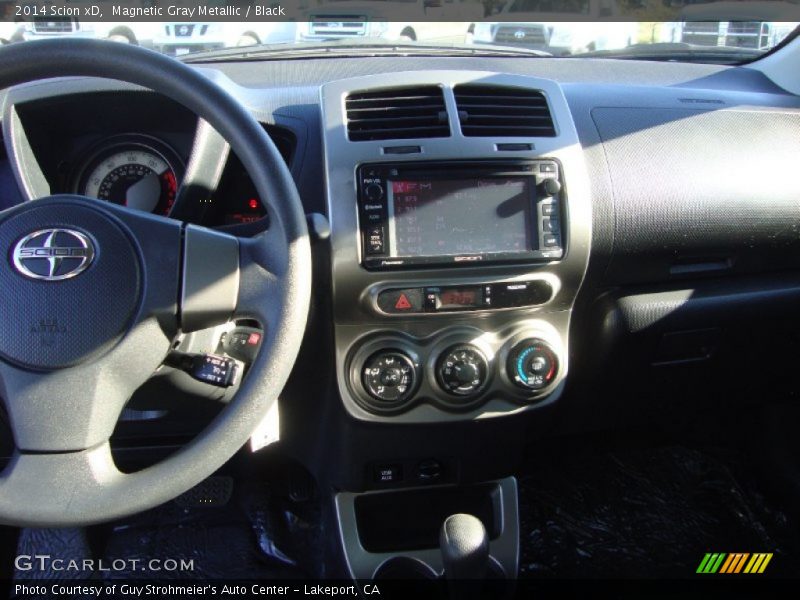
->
[11,93,295,227]
[71,134,268,225]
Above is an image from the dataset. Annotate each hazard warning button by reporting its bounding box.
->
[377,288,423,314]
[395,294,412,310]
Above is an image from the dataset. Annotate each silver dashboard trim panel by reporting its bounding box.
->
[320,71,593,423]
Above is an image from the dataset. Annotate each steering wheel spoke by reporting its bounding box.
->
[169,119,231,221]
[181,220,297,339]
[0,312,173,452]
[235,225,294,323]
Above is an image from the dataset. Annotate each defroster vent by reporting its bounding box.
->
[345,86,450,141]
[454,85,555,137]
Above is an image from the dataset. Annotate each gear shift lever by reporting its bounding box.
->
[439,513,490,598]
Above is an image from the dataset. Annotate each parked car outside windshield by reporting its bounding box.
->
[3,0,798,62]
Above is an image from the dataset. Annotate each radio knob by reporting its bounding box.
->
[507,339,559,392]
[362,351,416,404]
[436,345,489,397]
[539,178,561,198]
[364,183,385,202]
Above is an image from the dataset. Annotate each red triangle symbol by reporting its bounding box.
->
[395,293,412,310]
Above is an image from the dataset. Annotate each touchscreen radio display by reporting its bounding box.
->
[387,177,532,257]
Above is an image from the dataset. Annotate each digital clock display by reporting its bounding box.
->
[435,286,483,310]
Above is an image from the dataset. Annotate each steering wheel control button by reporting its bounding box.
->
[436,345,489,397]
[377,288,423,314]
[362,351,416,404]
[508,339,559,392]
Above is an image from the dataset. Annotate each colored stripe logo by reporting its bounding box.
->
[697,553,773,574]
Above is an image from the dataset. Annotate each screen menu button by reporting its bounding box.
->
[365,225,386,255]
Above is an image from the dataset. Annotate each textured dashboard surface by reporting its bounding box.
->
[593,106,800,284]
[212,56,789,92]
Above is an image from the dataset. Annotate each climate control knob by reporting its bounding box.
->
[362,351,416,404]
[507,339,558,392]
[436,345,489,397]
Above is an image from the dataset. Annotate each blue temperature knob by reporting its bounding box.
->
[507,340,558,391]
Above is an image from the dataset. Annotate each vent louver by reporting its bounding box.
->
[454,85,555,137]
[345,86,450,141]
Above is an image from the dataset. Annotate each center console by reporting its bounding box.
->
[321,71,592,424]
[320,71,591,581]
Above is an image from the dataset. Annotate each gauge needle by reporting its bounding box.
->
[126,172,161,212]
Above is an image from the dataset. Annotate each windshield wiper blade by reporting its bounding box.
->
[182,42,550,63]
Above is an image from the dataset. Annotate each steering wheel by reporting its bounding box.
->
[0,40,311,526]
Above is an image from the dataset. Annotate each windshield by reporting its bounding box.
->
[2,0,798,62]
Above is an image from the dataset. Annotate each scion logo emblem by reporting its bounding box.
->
[12,229,95,281]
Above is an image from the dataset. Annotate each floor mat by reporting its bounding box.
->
[518,444,798,578]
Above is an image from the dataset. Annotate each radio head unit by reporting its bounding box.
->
[358,161,564,270]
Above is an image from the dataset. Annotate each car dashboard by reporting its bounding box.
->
[2,52,800,581]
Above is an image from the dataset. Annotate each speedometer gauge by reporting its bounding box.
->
[76,137,183,215]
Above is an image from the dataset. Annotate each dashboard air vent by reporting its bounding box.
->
[345,86,450,141]
[454,85,555,137]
